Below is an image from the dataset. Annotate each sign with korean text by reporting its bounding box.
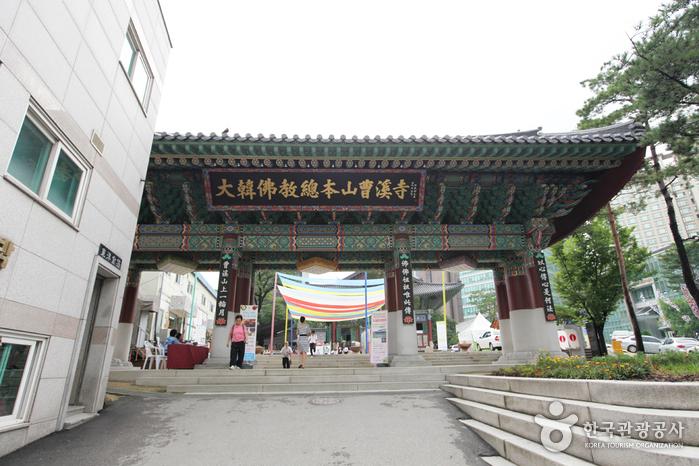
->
[436,321,448,351]
[534,252,557,322]
[214,253,234,326]
[370,309,388,365]
[241,305,258,362]
[399,254,415,324]
[203,169,426,211]
[98,244,122,270]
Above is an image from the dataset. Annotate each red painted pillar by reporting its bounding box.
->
[385,274,397,312]
[119,285,139,324]
[527,266,544,308]
[427,314,433,344]
[505,274,535,311]
[225,268,239,316]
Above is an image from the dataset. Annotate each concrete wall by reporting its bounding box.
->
[0,0,170,456]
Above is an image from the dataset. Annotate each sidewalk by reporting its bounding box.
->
[3,391,497,465]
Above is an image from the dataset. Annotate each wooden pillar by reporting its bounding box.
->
[115,266,141,362]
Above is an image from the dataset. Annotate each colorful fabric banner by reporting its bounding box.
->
[276,273,386,322]
[680,285,699,319]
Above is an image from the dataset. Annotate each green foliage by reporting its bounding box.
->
[254,270,286,324]
[494,350,699,380]
[465,288,498,321]
[657,241,699,286]
[658,298,699,337]
[650,350,699,375]
[548,215,649,327]
[577,0,699,162]
[431,311,459,346]
[554,304,586,326]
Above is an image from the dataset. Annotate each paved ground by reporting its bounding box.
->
[4,392,498,466]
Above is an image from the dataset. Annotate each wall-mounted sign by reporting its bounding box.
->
[399,254,415,325]
[215,254,234,326]
[534,252,557,322]
[203,169,426,211]
[98,244,122,270]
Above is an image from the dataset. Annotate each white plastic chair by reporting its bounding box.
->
[156,343,168,369]
[142,342,165,369]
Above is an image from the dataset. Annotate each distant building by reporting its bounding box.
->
[137,272,217,346]
[611,153,699,249]
[458,270,495,320]
[0,1,170,455]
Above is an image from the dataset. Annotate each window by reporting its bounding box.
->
[201,295,206,306]
[678,200,690,207]
[0,330,48,428]
[640,215,650,221]
[650,204,660,211]
[683,216,694,223]
[655,220,664,226]
[627,218,637,224]
[657,228,667,234]
[119,22,153,108]
[653,212,664,218]
[645,231,655,237]
[618,221,625,226]
[642,223,652,229]
[676,192,687,198]
[637,240,644,246]
[5,107,90,223]
[647,238,658,245]
[175,275,181,284]
[660,236,671,242]
[687,224,697,230]
[680,208,692,214]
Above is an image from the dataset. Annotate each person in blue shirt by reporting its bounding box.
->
[163,329,180,354]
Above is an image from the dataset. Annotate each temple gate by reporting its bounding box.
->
[117,121,645,365]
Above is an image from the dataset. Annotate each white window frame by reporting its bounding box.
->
[119,21,153,111]
[4,103,91,226]
[0,330,49,431]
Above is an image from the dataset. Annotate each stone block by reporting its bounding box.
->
[507,377,591,401]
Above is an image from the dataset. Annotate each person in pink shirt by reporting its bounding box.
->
[226,314,248,370]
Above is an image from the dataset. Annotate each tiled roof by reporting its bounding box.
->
[153,121,643,145]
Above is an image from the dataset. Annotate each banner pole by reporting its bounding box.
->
[187,273,197,341]
[269,272,278,352]
[442,271,447,346]
[364,272,369,353]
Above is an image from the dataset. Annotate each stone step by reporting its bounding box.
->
[442,383,699,446]
[137,372,447,387]
[445,374,699,410]
[63,412,99,430]
[448,398,699,464]
[167,380,444,394]
[459,419,593,466]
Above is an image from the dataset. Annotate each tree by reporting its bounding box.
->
[658,299,699,337]
[577,0,699,307]
[548,216,649,353]
[657,241,699,286]
[430,311,459,346]
[466,288,498,322]
[254,270,286,324]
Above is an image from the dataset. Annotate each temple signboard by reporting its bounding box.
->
[203,169,425,211]
[534,252,557,322]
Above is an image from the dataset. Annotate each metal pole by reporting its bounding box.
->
[187,273,197,341]
[269,272,278,351]
[364,271,369,353]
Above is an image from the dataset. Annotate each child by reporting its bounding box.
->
[281,341,292,369]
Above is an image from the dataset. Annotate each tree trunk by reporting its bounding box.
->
[607,204,645,353]
[649,143,699,304]
[593,321,608,356]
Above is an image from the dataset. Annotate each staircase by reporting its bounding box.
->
[108,352,503,395]
[442,374,699,465]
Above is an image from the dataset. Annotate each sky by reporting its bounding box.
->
[156,0,666,288]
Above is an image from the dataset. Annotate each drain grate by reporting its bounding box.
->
[310,397,342,405]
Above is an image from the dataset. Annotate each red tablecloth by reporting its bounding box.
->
[167,344,209,369]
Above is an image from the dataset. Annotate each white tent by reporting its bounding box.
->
[456,313,494,343]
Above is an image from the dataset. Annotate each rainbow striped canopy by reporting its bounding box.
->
[277,273,385,322]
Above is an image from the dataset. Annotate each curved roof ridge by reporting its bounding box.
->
[152,121,643,144]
